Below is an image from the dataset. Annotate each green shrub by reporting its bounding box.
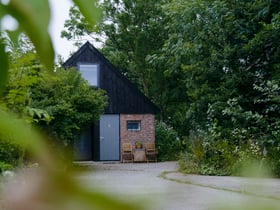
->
[155,121,181,161]
[178,152,200,174]
[180,136,235,175]
[179,130,269,176]
[0,162,13,173]
[255,143,280,177]
[230,141,263,176]
[0,137,24,170]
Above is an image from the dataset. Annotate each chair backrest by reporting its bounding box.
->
[145,143,155,152]
[122,143,132,152]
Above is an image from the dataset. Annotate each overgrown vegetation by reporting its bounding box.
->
[178,131,269,176]
[155,121,180,161]
[0,138,23,172]
[29,68,107,148]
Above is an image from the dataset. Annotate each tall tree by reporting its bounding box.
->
[157,0,280,137]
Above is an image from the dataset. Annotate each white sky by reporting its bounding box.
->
[49,0,77,60]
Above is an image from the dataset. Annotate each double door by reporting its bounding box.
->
[75,114,120,161]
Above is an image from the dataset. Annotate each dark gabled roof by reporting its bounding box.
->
[63,41,159,114]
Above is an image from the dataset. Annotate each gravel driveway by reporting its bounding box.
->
[77,161,280,210]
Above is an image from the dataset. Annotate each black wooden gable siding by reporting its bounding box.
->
[63,42,159,114]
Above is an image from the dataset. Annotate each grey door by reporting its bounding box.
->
[100,115,120,160]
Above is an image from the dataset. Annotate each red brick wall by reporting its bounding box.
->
[120,114,155,148]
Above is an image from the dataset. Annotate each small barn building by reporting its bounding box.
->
[63,42,159,161]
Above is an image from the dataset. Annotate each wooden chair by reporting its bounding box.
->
[145,143,157,162]
[121,143,134,163]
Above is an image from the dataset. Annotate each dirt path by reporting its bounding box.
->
[77,161,280,210]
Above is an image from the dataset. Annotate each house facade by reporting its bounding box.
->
[63,42,159,161]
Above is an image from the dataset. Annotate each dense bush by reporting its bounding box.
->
[155,121,181,161]
[178,130,274,176]
[30,68,108,147]
[1,51,107,168]
[0,136,24,172]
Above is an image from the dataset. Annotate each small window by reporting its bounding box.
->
[127,121,141,131]
[79,64,99,87]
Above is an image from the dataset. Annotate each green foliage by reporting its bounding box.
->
[0,162,13,173]
[4,51,43,115]
[30,68,108,147]
[178,130,272,176]
[72,0,101,27]
[158,0,280,176]
[155,0,280,137]
[4,54,108,147]
[155,121,180,161]
[0,41,8,93]
[1,46,108,148]
[3,0,54,70]
[0,136,23,171]
[61,6,97,47]
[266,146,280,177]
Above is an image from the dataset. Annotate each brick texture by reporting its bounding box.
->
[120,114,155,149]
